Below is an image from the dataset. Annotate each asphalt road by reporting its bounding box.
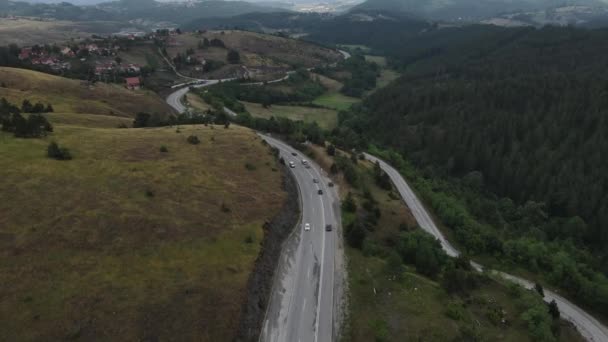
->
[259,136,340,342]
[365,153,608,342]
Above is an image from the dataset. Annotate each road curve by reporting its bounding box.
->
[364,153,608,342]
[260,136,341,342]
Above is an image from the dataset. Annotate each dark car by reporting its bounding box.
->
[318,189,323,195]
[292,152,297,156]
[325,224,332,232]
[328,182,334,187]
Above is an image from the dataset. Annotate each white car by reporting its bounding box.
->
[304,223,311,231]
[289,161,295,168]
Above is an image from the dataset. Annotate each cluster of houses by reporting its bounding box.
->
[17,43,144,88]
[18,47,70,71]
[94,61,141,77]
[17,43,121,71]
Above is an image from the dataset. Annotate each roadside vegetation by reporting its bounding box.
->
[0,114,287,341]
[300,144,583,342]
[330,25,608,323]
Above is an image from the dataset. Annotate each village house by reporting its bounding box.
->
[61,47,75,57]
[86,44,99,53]
[18,48,31,61]
[125,77,141,90]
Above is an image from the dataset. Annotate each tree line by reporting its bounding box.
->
[0,98,53,138]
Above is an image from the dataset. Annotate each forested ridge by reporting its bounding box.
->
[334,25,608,317]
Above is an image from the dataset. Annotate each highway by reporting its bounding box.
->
[260,136,341,342]
[365,153,608,342]
[165,81,343,342]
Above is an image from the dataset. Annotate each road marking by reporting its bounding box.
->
[308,265,311,279]
[303,299,307,313]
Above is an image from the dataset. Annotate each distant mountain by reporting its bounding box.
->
[353,0,608,21]
[1,0,285,24]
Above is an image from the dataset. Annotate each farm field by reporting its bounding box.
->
[242,101,338,129]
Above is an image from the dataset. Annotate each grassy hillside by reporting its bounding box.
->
[167,30,342,79]
[0,119,286,340]
[242,101,338,129]
[0,67,172,120]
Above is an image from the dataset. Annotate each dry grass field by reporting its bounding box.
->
[242,101,338,129]
[166,30,342,79]
[0,67,173,119]
[0,117,287,341]
[0,18,120,45]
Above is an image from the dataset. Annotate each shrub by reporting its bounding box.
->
[326,144,336,156]
[245,163,256,171]
[145,189,155,198]
[160,145,168,152]
[47,142,72,160]
[133,112,151,128]
[187,135,200,144]
[221,202,231,213]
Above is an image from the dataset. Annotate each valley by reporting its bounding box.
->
[3,0,608,341]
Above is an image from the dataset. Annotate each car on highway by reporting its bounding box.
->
[304,223,311,231]
[292,152,297,156]
[313,178,319,183]
[301,159,308,165]
[328,182,334,187]
[325,224,332,232]
[318,189,323,195]
[289,161,295,168]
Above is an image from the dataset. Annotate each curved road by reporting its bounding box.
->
[165,79,344,342]
[365,153,608,342]
[260,136,341,342]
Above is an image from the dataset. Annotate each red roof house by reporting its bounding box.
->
[125,77,141,90]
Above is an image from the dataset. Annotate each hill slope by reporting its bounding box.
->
[0,119,287,340]
[353,0,608,20]
[0,67,172,120]
[334,24,608,321]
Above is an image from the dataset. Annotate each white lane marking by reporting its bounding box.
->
[308,265,311,279]
[263,136,334,342]
[314,184,327,342]
[303,298,307,313]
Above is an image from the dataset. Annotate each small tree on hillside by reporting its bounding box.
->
[548,300,560,319]
[227,50,240,64]
[133,112,151,128]
[21,99,33,113]
[534,283,545,297]
[47,142,72,160]
[326,144,336,156]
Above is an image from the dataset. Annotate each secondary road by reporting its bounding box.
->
[365,153,608,342]
[259,136,341,342]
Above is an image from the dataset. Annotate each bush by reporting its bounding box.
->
[187,135,200,144]
[160,145,168,152]
[342,192,357,212]
[47,142,72,160]
[133,112,151,128]
[245,163,256,171]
